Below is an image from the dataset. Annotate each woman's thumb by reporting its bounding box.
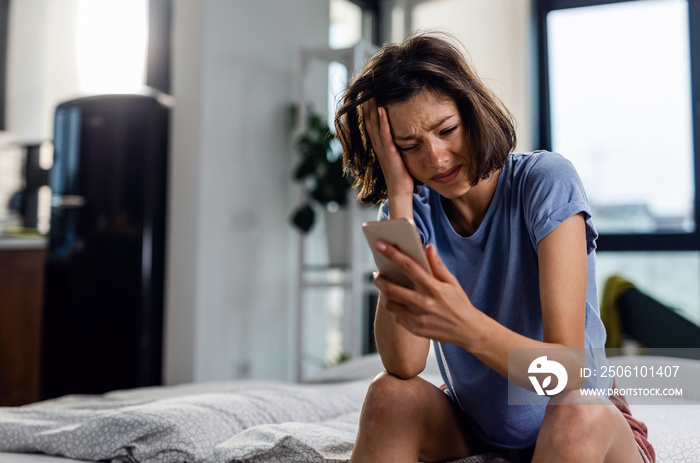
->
[426,244,452,281]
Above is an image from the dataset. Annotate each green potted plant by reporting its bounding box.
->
[290,108,353,233]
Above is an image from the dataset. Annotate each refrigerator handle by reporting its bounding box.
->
[51,195,86,209]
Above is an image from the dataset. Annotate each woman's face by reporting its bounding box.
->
[386,90,472,199]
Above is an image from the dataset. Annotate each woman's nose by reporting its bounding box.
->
[425,141,448,168]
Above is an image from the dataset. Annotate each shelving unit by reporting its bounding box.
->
[293,42,377,381]
[295,200,378,381]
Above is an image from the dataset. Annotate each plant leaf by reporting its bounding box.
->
[291,204,315,233]
[293,158,318,180]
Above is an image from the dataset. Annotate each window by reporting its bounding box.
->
[76,0,149,94]
[546,0,693,236]
[0,0,9,130]
[537,0,700,323]
[328,0,364,129]
[328,0,378,124]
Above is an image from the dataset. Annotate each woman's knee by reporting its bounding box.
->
[360,371,429,424]
[537,394,617,453]
[358,372,476,461]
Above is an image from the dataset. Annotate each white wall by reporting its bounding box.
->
[165,0,330,384]
[5,0,82,142]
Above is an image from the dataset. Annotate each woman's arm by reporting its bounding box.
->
[469,212,587,388]
[374,213,588,390]
[362,99,430,378]
[374,294,431,379]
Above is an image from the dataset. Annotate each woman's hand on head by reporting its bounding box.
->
[362,98,415,200]
[373,243,476,346]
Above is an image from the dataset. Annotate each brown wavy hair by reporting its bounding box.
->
[335,32,517,205]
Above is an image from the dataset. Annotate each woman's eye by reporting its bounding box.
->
[396,144,417,152]
[440,126,458,136]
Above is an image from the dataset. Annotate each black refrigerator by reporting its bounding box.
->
[41,93,169,399]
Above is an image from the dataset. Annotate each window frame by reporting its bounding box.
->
[535,0,700,251]
[0,0,9,131]
[344,0,382,45]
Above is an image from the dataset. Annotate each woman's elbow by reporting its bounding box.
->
[383,358,426,380]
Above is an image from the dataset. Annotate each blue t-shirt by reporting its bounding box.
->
[379,151,612,448]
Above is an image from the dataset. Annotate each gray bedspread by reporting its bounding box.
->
[0,377,508,463]
[9,353,697,462]
[0,380,366,463]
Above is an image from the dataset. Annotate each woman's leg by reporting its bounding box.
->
[350,371,486,463]
[532,391,645,463]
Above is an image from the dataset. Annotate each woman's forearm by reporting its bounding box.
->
[387,193,414,222]
[462,310,586,392]
[374,295,430,379]
[377,193,430,378]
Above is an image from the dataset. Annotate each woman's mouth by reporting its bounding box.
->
[431,166,460,184]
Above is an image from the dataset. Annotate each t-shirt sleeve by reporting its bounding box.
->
[522,152,598,254]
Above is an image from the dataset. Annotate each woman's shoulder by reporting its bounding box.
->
[507,151,580,185]
[509,150,572,170]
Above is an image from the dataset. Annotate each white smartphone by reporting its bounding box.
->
[362,219,430,287]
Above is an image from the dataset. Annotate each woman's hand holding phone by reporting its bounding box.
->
[363,219,430,288]
[364,219,478,348]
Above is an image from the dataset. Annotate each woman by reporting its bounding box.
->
[334,32,654,463]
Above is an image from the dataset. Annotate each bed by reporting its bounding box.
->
[1,283,699,462]
[0,352,698,463]
[0,353,504,463]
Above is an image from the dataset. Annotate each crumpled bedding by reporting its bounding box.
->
[5,353,696,463]
[0,380,365,463]
[0,377,508,463]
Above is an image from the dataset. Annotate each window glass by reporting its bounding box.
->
[328,0,364,136]
[76,0,148,93]
[597,251,700,325]
[330,0,363,49]
[547,0,694,234]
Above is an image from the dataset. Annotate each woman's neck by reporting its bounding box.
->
[443,169,500,237]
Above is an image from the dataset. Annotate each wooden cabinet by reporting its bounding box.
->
[0,246,46,406]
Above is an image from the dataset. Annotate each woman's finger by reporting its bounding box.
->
[377,107,395,150]
[426,244,457,284]
[382,297,428,336]
[375,274,413,303]
[362,100,415,198]
[362,99,380,144]
[375,275,423,311]
[382,298,412,318]
[375,241,433,289]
